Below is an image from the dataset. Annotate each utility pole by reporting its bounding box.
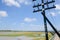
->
[32,0,60,40]
[41,0,48,40]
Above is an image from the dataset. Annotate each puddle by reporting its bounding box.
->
[17,36,33,40]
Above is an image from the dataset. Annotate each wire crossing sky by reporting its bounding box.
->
[0,0,60,31]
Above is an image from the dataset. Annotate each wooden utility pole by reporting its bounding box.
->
[32,0,60,40]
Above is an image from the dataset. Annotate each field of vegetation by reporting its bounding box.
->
[0,31,54,40]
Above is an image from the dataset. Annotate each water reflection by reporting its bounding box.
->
[0,36,17,40]
[0,36,33,40]
[17,36,33,40]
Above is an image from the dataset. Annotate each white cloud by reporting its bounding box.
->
[18,0,31,5]
[50,12,56,16]
[17,0,31,5]
[24,1,31,5]
[24,17,37,22]
[55,4,60,10]
[58,12,60,14]
[0,11,8,17]
[2,0,20,7]
[19,23,44,31]
[2,0,31,7]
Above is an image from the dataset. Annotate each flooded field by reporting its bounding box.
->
[0,36,33,40]
[0,32,53,40]
[0,36,17,40]
[0,36,36,40]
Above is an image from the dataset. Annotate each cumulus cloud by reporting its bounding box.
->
[50,12,56,16]
[2,0,20,7]
[0,11,8,17]
[19,22,44,31]
[24,17,37,22]
[58,12,60,14]
[17,0,31,5]
[55,4,60,10]
[2,0,31,7]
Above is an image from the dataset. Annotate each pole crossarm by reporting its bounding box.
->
[33,0,55,8]
[33,6,56,13]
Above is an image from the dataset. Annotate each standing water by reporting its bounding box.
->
[0,36,33,40]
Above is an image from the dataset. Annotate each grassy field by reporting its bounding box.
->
[0,31,53,40]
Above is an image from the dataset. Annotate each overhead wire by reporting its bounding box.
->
[46,0,57,30]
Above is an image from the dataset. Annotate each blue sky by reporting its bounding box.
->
[0,0,60,31]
